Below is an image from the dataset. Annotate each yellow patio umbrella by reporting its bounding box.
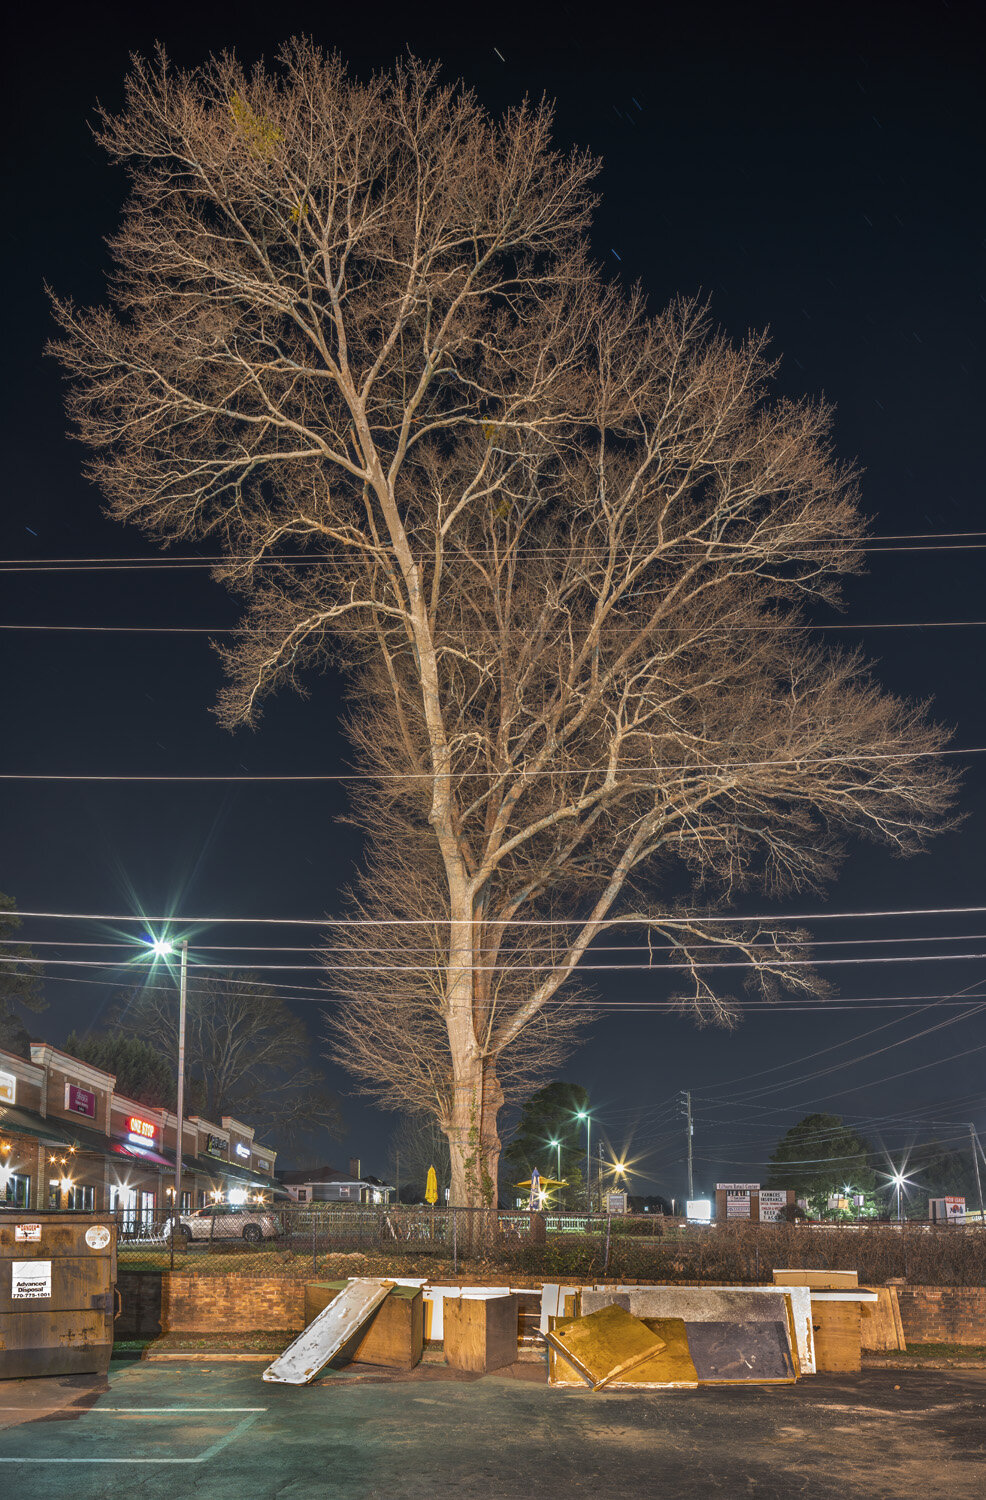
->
[424,1166,439,1205]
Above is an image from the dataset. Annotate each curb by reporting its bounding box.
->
[863,1357,986,1370]
[141,1351,275,1362]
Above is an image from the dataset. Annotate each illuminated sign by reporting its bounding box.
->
[66,1084,97,1118]
[0,1070,15,1106]
[235,1142,250,1159]
[686,1199,712,1223]
[205,1134,228,1160]
[256,1158,270,1172]
[127,1116,156,1144]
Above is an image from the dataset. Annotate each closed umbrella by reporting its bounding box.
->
[425,1166,438,1205]
[529,1167,542,1211]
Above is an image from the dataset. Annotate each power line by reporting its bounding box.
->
[7,618,986,635]
[0,744,980,782]
[8,951,986,973]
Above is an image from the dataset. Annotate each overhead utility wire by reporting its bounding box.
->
[1,745,983,782]
[6,619,986,634]
[8,952,986,973]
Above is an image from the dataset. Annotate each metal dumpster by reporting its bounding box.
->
[0,1212,116,1378]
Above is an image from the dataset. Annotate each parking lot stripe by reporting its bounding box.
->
[0,1406,267,1463]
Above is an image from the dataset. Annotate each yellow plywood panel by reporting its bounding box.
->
[773,1269,859,1289]
[546,1303,666,1391]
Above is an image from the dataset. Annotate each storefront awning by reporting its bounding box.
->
[0,1105,76,1147]
[108,1142,175,1170]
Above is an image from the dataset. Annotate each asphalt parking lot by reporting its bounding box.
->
[0,1360,983,1499]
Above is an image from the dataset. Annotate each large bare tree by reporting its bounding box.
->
[52,43,956,1208]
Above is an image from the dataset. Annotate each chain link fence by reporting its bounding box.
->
[114,1204,986,1285]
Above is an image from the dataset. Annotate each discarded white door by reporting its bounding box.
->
[263,1278,392,1385]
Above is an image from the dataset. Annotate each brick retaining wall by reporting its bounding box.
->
[897,1286,986,1345]
[117,1272,306,1336]
[116,1272,986,1343]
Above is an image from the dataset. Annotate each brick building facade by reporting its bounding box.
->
[0,1042,277,1229]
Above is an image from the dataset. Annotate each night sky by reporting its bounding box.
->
[3,1,984,1202]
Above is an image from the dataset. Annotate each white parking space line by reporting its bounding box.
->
[0,1406,266,1463]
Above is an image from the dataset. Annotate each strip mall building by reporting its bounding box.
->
[0,1043,278,1229]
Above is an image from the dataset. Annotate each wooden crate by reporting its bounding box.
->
[304,1281,423,1369]
[444,1293,519,1374]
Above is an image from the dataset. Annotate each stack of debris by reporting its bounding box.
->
[546,1287,801,1389]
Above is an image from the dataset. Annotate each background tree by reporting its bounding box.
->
[54,43,957,1209]
[0,894,46,1057]
[62,1030,190,1111]
[764,1112,876,1214]
[502,1081,589,1202]
[387,1112,451,1204]
[893,1139,979,1220]
[114,971,343,1143]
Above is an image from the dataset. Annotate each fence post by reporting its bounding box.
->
[603,1214,612,1277]
[312,1212,317,1277]
[452,1209,458,1277]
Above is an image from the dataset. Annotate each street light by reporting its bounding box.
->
[576,1110,592,1212]
[548,1138,562,1183]
[892,1170,906,1224]
[145,933,188,1258]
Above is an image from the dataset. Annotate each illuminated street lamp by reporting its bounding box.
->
[576,1109,592,1212]
[892,1169,906,1224]
[548,1138,562,1182]
[145,932,189,1254]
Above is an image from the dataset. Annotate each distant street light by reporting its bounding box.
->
[576,1109,592,1212]
[548,1138,562,1182]
[144,932,189,1259]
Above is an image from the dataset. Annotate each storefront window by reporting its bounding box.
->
[2,1172,30,1207]
[49,1183,95,1211]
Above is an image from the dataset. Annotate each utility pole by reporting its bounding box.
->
[970,1123,985,1223]
[174,939,188,1227]
[681,1091,694,1201]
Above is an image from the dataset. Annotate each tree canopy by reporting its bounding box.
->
[53,42,958,1208]
[112,970,343,1143]
[764,1112,876,1212]
[0,894,46,1058]
[63,1031,183,1110]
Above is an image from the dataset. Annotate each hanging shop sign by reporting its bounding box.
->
[12,1259,52,1299]
[205,1134,228,1160]
[0,1069,16,1105]
[66,1083,97,1118]
[127,1115,157,1146]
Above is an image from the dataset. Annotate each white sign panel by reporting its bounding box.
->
[12,1260,52,1299]
[759,1190,787,1207]
[760,1206,785,1222]
[85,1225,111,1250]
[726,1192,751,1219]
[0,1069,15,1105]
[15,1223,42,1242]
[716,1182,759,1191]
[685,1199,712,1222]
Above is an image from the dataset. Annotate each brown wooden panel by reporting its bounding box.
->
[305,1282,424,1369]
[812,1302,861,1373]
